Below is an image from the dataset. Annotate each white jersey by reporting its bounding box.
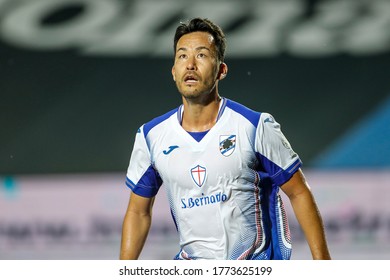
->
[126,98,301,260]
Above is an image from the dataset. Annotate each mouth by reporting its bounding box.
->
[184,74,199,84]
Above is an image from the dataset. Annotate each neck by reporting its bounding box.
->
[181,94,221,132]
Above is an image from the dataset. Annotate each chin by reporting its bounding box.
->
[180,90,201,99]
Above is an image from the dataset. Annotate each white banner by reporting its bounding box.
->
[0,260,388,280]
[1,170,390,260]
[0,0,389,57]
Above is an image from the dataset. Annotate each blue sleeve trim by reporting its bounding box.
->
[256,153,302,187]
[125,165,162,198]
[272,158,302,186]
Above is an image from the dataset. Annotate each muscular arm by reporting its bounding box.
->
[120,193,155,260]
[281,169,331,260]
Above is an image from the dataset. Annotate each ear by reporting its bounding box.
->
[171,65,176,81]
[217,62,228,80]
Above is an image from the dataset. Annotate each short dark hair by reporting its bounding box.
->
[173,18,226,62]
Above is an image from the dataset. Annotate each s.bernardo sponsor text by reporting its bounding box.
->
[181,192,228,209]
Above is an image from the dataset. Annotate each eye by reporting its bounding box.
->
[197,53,206,58]
[178,54,187,59]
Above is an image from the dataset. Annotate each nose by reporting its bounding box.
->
[186,55,196,70]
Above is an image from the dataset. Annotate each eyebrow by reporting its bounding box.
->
[176,46,211,53]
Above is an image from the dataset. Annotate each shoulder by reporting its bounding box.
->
[225,98,262,127]
[142,107,179,137]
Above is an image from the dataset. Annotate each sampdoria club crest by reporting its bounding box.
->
[219,135,236,157]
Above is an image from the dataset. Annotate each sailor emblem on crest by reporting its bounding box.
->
[219,135,236,157]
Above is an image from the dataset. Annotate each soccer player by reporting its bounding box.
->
[120,18,331,260]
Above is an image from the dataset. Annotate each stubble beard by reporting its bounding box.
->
[178,81,218,103]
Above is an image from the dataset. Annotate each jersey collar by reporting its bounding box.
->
[177,97,228,125]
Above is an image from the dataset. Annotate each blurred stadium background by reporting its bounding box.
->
[1,0,390,259]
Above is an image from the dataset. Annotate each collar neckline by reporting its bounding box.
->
[177,97,227,125]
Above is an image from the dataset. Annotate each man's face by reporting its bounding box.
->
[172,31,221,100]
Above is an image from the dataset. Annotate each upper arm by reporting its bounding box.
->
[280,168,311,199]
[126,192,155,216]
[120,192,155,260]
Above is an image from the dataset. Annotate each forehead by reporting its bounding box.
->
[176,31,215,51]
